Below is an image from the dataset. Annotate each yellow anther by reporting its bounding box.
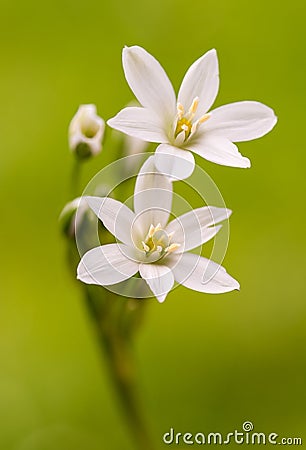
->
[177,102,184,119]
[165,243,181,253]
[174,97,211,143]
[198,113,210,124]
[148,223,161,238]
[191,113,211,134]
[141,222,181,258]
[188,97,199,116]
[148,224,155,238]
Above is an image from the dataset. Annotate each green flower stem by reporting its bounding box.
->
[84,286,154,450]
[65,156,154,449]
[71,158,82,198]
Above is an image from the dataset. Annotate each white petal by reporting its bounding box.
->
[187,134,251,168]
[155,144,195,181]
[204,101,277,142]
[178,49,219,117]
[107,107,167,143]
[200,225,222,245]
[139,263,174,302]
[77,244,139,286]
[169,253,240,293]
[122,46,176,123]
[86,196,135,246]
[166,206,231,252]
[133,156,173,233]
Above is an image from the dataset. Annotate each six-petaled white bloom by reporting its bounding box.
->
[77,157,239,302]
[69,104,105,158]
[107,46,277,180]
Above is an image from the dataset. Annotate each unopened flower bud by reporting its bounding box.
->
[59,197,88,238]
[69,104,105,159]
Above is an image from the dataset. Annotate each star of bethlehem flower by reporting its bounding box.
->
[69,104,105,159]
[107,46,277,180]
[77,157,239,302]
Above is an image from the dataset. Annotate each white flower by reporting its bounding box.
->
[107,46,277,180]
[69,104,105,158]
[77,157,239,302]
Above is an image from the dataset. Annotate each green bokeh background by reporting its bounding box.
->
[1,0,306,448]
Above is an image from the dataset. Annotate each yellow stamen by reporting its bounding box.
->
[191,113,211,134]
[155,223,162,232]
[188,96,199,117]
[174,98,210,142]
[142,224,180,257]
[148,223,161,239]
[165,243,181,253]
[198,113,211,124]
[177,102,184,120]
[148,224,155,238]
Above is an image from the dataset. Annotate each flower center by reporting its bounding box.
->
[174,97,210,142]
[141,223,180,256]
[175,117,193,140]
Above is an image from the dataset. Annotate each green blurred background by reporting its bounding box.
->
[1,0,306,448]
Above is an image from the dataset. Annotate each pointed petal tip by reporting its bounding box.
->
[157,294,167,303]
[230,277,240,291]
[261,104,278,127]
[76,273,86,283]
[76,268,84,282]
[123,45,134,56]
[122,45,134,60]
[242,157,251,168]
[208,48,217,55]
[272,113,278,125]
[237,153,251,168]
[123,45,146,57]
[107,116,123,132]
[202,48,218,60]
[123,44,138,50]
